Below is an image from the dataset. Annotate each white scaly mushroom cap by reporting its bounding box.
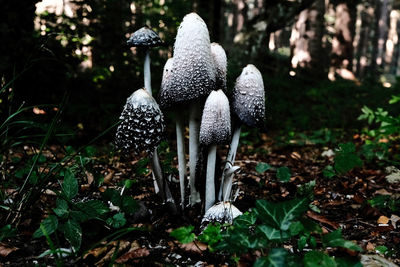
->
[115,88,165,154]
[161,58,173,93]
[232,64,265,127]
[127,26,163,47]
[199,90,231,146]
[211,43,227,91]
[202,201,242,225]
[159,13,216,108]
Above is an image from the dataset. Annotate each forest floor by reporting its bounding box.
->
[1,133,400,266]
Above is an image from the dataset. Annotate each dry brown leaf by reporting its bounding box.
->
[290,151,301,160]
[0,242,19,257]
[179,242,207,253]
[375,189,391,195]
[95,240,130,266]
[307,211,339,229]
[115,247,150,263]
[366,242,375,251]
[85,170,94,185]
[103,170,115,185]
[377,216,389,224]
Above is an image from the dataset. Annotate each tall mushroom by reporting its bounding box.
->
[199,90,231,212]
[115,88,175,209]
[127,26,163,96]
[210,43,227,91]
[160,13,216,208]
[219,64,265,202]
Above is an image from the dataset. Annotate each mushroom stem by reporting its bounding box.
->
[150,148,177,212]
[144,49,152,96]
[219,125,241,202]
[205,144,217,212]
[189,102,201,205]
[176,114,187,209]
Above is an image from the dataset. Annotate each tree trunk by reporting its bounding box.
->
[290,0,327,77]
[331,2,357,72]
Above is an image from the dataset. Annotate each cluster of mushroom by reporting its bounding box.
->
[115,13,265,222]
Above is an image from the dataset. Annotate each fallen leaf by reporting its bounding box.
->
[179,242,207,253]
[103,170,115,185]
[390,214,400,229]
[85,171,94,185]
[306,211,339,229]
[366,242,375,251]
[115,247,149,263]
[377,216,389,224]
[0,242,19,257]
[290,152,301,160]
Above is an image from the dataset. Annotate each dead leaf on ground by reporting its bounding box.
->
[103,170,115,185]
[95,240,130,266]
[377,216,389,225]
[366,242,375,251]
[179,242,207,253]
[390,214,400,229]
[116,247,150,263]
[0,242,19,257]
[307,211,339,229]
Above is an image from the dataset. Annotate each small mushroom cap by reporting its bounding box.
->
[127,26,163,47]
[211,43,227,91]
[159,13,215,108]
[199,90,231,146]
[202,201,242,225]
[161,58,174,92]
[115,88,165,154]
[232,64,265,127]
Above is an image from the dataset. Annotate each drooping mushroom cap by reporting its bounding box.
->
[211,43,227,91]
[232,64,265,127]
[202,202,242,225]
[159,13,216,108]
[127,26,163,47]
[115,88,165,154]
[199,90,231,146]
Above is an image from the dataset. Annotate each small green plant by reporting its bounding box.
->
[368,195,400,212]
[171,197,362,266]
[323,143,363,178]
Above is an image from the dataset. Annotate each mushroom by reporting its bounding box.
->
[210,43,227,91]
[219,64,265,202]
[199,89,231,212]
[160,13,216,208]
[115,88,175,210]
[127,26,163,96]
[201,201,242,227]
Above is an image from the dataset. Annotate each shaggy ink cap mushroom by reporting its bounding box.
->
[159,13,216,108]
[199,90,231,146]
[210,43,227,91]
[127,26,163,47]
[232,64,265,127]
[115,88,165,154]
[161,58,174,92]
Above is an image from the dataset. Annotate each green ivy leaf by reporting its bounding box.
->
[106,213,126,228]
[256,162,271,174]
[257,225,290,241]
[198,223,221,250]
[255,198,309,231]
[323,166,336,178]
[303,251,336,267]
[322,229,362,251]
[334,143,362,174]
[254,248,288,267]
[62,219,82,251]
[170,226,195,244]
[53,199,69,218]
[276,167,291,182]
[33,215,58,238]
[62,169,78,200]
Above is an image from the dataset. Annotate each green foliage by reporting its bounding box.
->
[368,195,400,212]
[171,197,361,266]
[256,162,272,174]
[334,143,363,174]
[322,229,362,251]
[0,225,17,241]
[170,226,196,244]
[276,167,291,182]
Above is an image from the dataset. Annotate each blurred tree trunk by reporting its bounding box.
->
[330,1,357,74]
[290,0,327,77]
[355,3,373,77]
[384,9,398,74]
